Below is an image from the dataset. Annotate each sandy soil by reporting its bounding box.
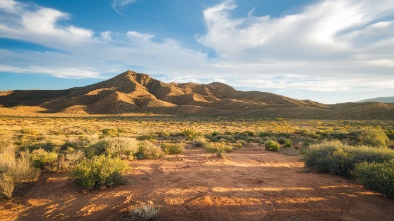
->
[1,148,393,221]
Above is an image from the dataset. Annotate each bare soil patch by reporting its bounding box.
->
[1,149,393,221]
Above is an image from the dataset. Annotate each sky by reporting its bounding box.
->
[0,0,394,104]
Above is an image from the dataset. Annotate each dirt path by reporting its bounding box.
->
[1,149,393,221]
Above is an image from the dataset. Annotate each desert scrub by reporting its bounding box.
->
[358,127,389,148]
[84,138,138,159]
[30,148,59,171]
[161,143,184,155]
[354,160,394,198]
[0,145,39,199]
[265,140,280,151]
[181,129,199,140]
[204,142,233,153]
[192,137,208,148]
[136,133,158,141]
[137,141,163,159]
[69,155,129,190]
[278,137,292,147]
[303,141,394,177]
[125,201,160,221]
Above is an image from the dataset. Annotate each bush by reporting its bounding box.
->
[137,141,163,159]
[359,127,389,148]
[0,145,39,199]
[84,138,138,159]
[355,160,394,198]
[101,128,119,137]
[125,201,160,221]
[30,148,59,171]
[182,129,199,140]
[69,155,129,190]
[192,137,208,148]
[161,143,184,155]
[284,139,292,148]
[303,141,394,177]
[265,140,280,151]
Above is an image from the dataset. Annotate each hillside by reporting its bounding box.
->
[1,70,394,119]
[358,96,394,104]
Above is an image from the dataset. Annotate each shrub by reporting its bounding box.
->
[303,141,341,173]
[265,140,280,151]
[355,160,394,198]
[57,150,85,171]
[84,138,138,159]
[30,148,59,171]
[137,141,163,159]
[69,155,129,190]
[192,137,208,148]
[303,141,394,177]
[182,129,199,140]
[0,145,39,199]
[125,201,160,221]
[359,127,389,148]
[161,143,184,155]
[284,139,292,148]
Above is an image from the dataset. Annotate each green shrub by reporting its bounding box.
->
[259,131,271,137]
[30,148,59,171]
[303,141,394,177]
[265,140,280,151]
[84,138,138,159]
[182,129,199,140]
[303,141,342,173]
[355,160,394,198]
[0,145,39,199]
[359,127,389,148]
[284,139,292,148]
[137,141,163,159]
[161,143,184,155]
[69,155,129,190]
[192,137,208,148]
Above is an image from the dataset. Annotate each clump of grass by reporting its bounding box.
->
[0,145,39,199]
[204,142,233,154]
[161,143,184,155]
[69,155,129,190]
[192,137,208,148]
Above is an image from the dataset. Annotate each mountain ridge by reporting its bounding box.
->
[1,70,393,119]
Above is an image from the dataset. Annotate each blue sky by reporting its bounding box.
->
[0,0,393,104]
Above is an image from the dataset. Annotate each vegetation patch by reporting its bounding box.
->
[69,155,129,190]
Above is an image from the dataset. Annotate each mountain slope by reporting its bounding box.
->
[358,96,394,104]
[1,70,393,119]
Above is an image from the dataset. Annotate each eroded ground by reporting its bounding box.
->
[1,148,393,221]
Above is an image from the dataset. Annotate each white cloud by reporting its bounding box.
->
[0,0,394,103]
[111,0,137,16]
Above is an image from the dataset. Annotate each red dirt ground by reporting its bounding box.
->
[1,148,393,221]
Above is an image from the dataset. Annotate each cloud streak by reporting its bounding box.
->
[110,0,136,16]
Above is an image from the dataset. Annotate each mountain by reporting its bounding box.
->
[1,70,394,119]
[358,97,394,104]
